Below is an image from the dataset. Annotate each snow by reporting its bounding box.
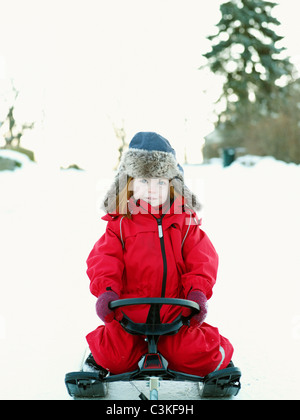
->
[0,150,299,400]
[0,149,33,167]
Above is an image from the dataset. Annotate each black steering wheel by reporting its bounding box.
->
[109,297,200,337]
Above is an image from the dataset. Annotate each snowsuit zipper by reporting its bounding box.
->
[155,216,167,297]
[134,199,168,298]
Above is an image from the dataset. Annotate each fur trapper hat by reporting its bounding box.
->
[102,132,201,213]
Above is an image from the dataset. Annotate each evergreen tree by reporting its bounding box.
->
[203,0,294,121]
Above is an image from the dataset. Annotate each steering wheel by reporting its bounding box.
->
[109,297,200,336]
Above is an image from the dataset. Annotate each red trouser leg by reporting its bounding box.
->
[86,321,233,376]
[86,321,148,374]
[157,322,234,377]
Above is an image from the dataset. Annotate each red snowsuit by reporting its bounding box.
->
[86,198,233,376]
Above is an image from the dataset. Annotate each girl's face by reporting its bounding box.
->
[132,178,169,207]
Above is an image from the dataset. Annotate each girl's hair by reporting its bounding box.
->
[115,176,134,217]
[115,176,176,218]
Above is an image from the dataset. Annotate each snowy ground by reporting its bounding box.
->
[0,150,299,400]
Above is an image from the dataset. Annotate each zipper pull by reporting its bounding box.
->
[157,218,163,238]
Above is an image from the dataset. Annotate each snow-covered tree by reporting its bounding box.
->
[203,0,295,120]
[202,0,300,163]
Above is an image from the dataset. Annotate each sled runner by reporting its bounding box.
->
[65,298,241,400]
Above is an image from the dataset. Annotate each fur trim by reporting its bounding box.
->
[171,177,202,212]
[119,148,181,179]
[101,172,128,214]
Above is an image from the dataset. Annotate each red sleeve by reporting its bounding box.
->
[181,225,219,299]
[86,223,124,298]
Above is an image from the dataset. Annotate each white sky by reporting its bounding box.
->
[0,0,299,170]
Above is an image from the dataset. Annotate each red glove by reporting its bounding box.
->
[95,291,123,323]
[186,290,208,327]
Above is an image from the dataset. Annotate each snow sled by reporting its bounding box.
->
[65,298,241,400]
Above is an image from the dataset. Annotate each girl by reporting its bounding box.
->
[85,132,234,377]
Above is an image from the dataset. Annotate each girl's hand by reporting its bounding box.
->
[96,291,123,323]
[187,290,208,327]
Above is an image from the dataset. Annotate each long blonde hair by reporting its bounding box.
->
[115,177,176,218]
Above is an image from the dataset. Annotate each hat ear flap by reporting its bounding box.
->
[102,173,129,214]
[171,177,202,212]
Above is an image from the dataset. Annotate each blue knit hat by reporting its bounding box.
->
[128,132,184,176]
[130,132,175,154]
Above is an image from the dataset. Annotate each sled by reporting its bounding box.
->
[65,298,241,400]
